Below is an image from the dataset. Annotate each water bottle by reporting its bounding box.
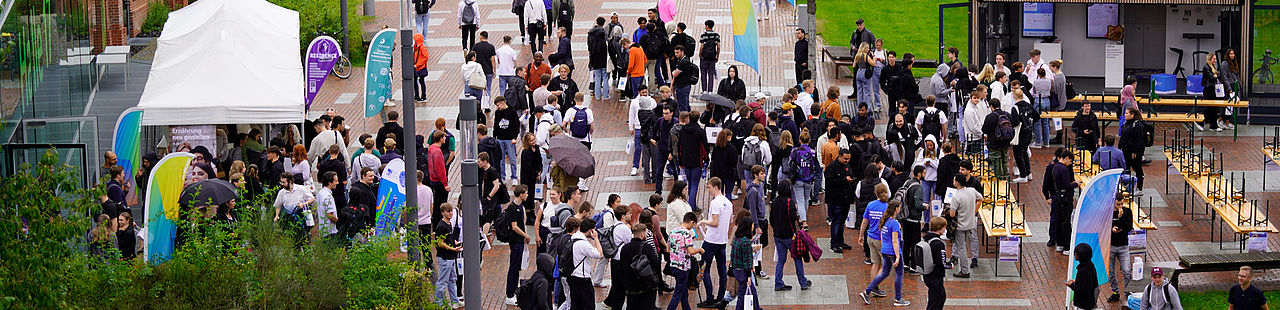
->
[1132,256,1145,281]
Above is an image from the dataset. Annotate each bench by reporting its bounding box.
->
[1071,149,1157,230]
[822,46,853,77]
[1040,110,1203,124]
[1164,151,1278,243]
[1152,252,1280,288]
[1069,94,1249,108]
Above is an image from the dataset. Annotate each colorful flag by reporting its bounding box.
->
[374,158,407,237]
[144,152,195,263]
[113,108,143,203]
[305,36,342,110]
[365,29,398,118]
[1065,168,1122,306]
[730,0,760,73]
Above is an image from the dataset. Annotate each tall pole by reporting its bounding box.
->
[458,97,482,309]
[399,0,421,265]
[341,0,350,57]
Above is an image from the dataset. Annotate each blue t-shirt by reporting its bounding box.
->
[879,218,902,255]
[862,200,888,240]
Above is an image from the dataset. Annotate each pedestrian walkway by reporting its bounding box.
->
[303,0,1280,308]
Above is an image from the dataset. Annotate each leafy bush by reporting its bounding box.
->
[269,0,369,66]
[0,150,442,309]
[140,0,171,35]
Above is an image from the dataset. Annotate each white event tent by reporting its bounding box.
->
[137,0,304,126]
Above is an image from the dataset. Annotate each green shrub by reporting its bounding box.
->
[269,0,369,66]
[141,1,170,34]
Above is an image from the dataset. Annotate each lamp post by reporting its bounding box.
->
[397,0,421,270]
[457,96,481,309]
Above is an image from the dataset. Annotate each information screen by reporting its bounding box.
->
[1022,3,1054,37]
[1087,4,1119,38]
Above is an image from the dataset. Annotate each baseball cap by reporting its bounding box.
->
[753,92,768,100]
[781,102,797,110]
[1151,267,1164,276]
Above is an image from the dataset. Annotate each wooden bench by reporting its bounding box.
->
[822,46,854,77]
[1071,150,1157,230]
[1040,110,1203,123]
[1068,94,1249,108]
[1152,252,1280,288]
[1164,151,1278,236]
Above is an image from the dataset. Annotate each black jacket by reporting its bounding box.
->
[923,231,947,277]
[717,77,747,103]
[349,181,379,227]
[586,26,609,70]
[1118,119,1146,155]
[376,122,405,153]
[478,136,504,167]
[1071,111,1100,149]
[981,109,1018,149]
[617,238,661,293]
[520,147,542,185]
[493,107,522,140]
[710,144,739,183]
[824,160,854,204]
[550,36,574,68]
[794,38,809,66]
[677,123,707,167]
[1042,160,1078,200]
[259,157,285,189]
[526,253,555,310]
[1070,246,1099,310]
[934,153,961,197]
[671,32,697,59]
[771,195,799,239]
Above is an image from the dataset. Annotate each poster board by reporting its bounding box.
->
[169,125,217,155]
[1105,43,1125,89]
[1087,4,1119,38]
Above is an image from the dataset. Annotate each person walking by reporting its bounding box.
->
[1106,195,1134,303]
[524,0,546,53]
[565,218,604,310]
[922,217,949,310]
[948,175,981,278]
[601,205,633,309]
[696,177,733,308]
[630,88,659,180]
[859,200,910,307]
[461,51,485,100]
[1118,108,1147,189]
[671,46,698,113]
[456,0,480,49]
[412,0,435,34]
[710,130,740,201]
[434,203,463,308]
[699,21,721,93]
[900,166,926,271]
[474,32,498,107]
[769,178,812,291]
[730,215,762,310]
[676,111,708,209]
[667,211,702,310]
[1043,148,1079,253]
[503,186,533,305]
[496,36,520,99]
[1139,267,1183,310]
[548,27,573,70]
[743,165,770,278]
[619,223,662,310]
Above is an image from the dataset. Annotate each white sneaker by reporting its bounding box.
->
[1194,122,1204,131]
[1011,177,1028,183]
[452,301,465,309]
[505,297,519,305]
[764,16,770,20]
[1026,174,1033,181]
[631,167,638,176]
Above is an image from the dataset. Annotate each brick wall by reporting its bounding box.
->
[88,0,127,48]
[126,0,188,35]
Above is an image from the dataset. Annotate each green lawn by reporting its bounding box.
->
[1178,289,1279,308]
[806,0,969,77]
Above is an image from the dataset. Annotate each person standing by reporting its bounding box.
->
[553,0,573,35]
[948,175,981,278]
[787,130,819,221]
[629,89,658,181]
[587,18,610,101]
[1030,68,1053,148]
[729,215,762,310]
[1042,148,1079,253]
[618,223,661,310]
[769,179,812,291]
[565,218,604,310]
[496,36,520,98]
[428,131,451,223]
[1200,53,1224,132]
[667,211,703,310]
[493,97,521,182]
[849,19,876,57]
[500,186,532,305]
[434,204,463,308]
[1049,60,1068,143]
[524,0,546,53]
[825,149,855,253]
[1106,195,1134,303]
[696,177,733,308]
[1010,91,1036,183]
[699,20,721,93]
[1118,109,1147,190]
[743,165,770,278]
[1229,266,1269,310]
[676,111,707,209]
[548,27,573,70]
[859,200,910,307]
[670,47,697,113]
[1139,267,1183,310]
[625,38,648,99]
[461,51,485,100]
[922,217,948,310]
[315,171,341,242]
[1065,243,1099,310]
[981,98,1017,179]
[794,29,809,86]
[1071,101,1100,151]
[563,93,594,190]
[457,0,480,49]
[652,105,677,192]
[601,206,633,309]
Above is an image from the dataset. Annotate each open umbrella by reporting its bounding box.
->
[178,179,239,207]
[698,93,736,108]
[546,135,596,178]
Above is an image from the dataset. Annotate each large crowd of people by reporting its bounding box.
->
[83,0,1268,308]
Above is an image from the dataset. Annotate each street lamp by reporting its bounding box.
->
[457,96,481,309]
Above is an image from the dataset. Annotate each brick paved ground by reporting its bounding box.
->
[305,0,1280,308]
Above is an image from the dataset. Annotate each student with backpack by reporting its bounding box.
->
[667,211,704,310]
[1139,267,1183,310]
[1010,90,1037,183]
[618,223,662,310]
[859,200,910,307]
[787,130,820,222]
[768,179,812,291]
[699,20,721,93]
[562,217,604,310]
[918,217,949,310]
[456,0,480,49]
[1118,108,1148,190]
[981,98,1018,179]
[562,93,594,190]
[516,253,556,310]
[915,96,949,144]
[1042,148,1079,254]
[897,166,926,272]
[601,205,632,309]
[534,188,571,254]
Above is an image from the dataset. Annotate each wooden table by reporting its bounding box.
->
[1164,151,1276,250]
[1069,94,1249,108]
[822,46,853,77]
[1040,111,1203,123]
[1071,150,1157,230]
[1262,146,1280,191]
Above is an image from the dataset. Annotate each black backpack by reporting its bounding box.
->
[630,250,659,286]
[338,204,369,238]
[700,39,718,60]
[554,238,584,279]
[495,206,521,243]
[516,272,548,310]
[1141,120,1155,147]
[992,111,1015,144]
[413,0,431,14]
[921,109,943,139]
[1015,100,1039,130]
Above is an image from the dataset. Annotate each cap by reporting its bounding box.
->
[753,92,768,100]
[1151,267,1164,276]
[781,102,797,110]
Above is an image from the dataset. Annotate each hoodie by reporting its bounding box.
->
[742,136,773,168]
[1069,244,1099,310]
[743,180,767,225]
[915,135,940,181]
[524,253,554,310]
[413,34,429,71]
[478,136,504,166]
[930,63,953,105]
[1141,281,1183,310]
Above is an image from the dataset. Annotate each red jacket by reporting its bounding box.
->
[428,145,447,184]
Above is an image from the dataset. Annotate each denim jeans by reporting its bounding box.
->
[792,181,814,220]
[498,75,513,99]
[667,268,692,310]
[675,85,692,113]
[414,13,429,35]
[684,167,705,209]
[484,74,495,107]
[1108,245,1131,294]
[629,76,645,98]
[865,253,904,300]
[498,139,518,180]
[774,237,810,289]
[507,242,525,297]
[435,258,459,303]
[463,81,483,100]
[921,180,937,217]
[700,60,718,93]
[701,242,728,300]
[1035,97,1052,145]
[828,203,849,247]
[733,268,759,309]
[871,64,884,110]
[592,68,610,99]
[857,68,875,107]
[632,130,645,168]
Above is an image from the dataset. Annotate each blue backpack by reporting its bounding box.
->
[569,107,591,138]
[790,146,819,183]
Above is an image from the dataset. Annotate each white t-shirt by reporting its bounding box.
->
[915,107,950,129]
[563,105,595,143]
[703,194,733,245]
[496,45,519,76]
[610,222,632,260]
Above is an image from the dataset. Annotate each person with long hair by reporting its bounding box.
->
[116,212,139,260]
[855,43,878,110]
[771,131,794,189]
[859,200,910,306]
[89,214,117,260]
[718,65,747,103]
[710,129,740,199]
[975,64,995,85]
[287,144,309,183]
[729,215,761,310]
[519,133,542,209]
[915,135,941,206]
[1118,108,1147,190]
[857,183,892,296]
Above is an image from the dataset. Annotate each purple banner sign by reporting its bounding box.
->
[304,36,341,110]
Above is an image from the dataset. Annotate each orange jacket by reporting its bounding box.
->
[413,34,429,70]
[627,46,646,78]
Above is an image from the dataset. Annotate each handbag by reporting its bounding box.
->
[467,71,486,90]
[1215,83,1226,97]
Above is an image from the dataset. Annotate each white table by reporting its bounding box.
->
[99,46,131,88]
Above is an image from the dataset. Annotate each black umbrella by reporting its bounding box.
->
[179,179,239,207]
[698,93,736,108]
[546,135,596,178]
